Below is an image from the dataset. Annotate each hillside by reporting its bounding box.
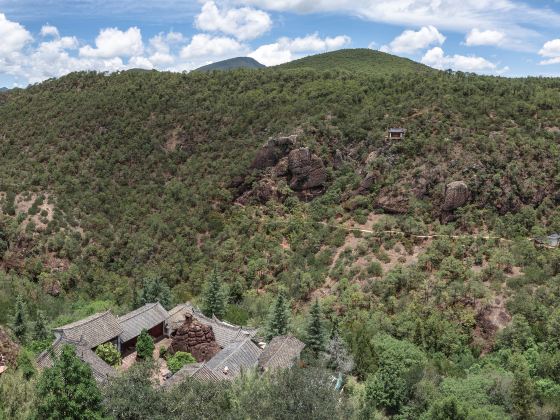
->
[195,56,265,72]
[277,48,434,75]
[1,50,560,418]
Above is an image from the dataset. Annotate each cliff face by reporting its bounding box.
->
[169,314,221,362]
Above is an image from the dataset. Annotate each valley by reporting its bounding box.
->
[1,49,560,418]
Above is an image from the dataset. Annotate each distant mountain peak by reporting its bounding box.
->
[194,57,265,72]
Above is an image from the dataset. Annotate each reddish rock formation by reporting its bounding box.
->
[168,314,220,362]
[250,135,297,169]
[287,148,327,191]
[442,181,470,211]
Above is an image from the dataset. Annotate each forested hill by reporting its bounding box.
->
[195,56,265,71]
[277,48,434,74]
[1,49,560,418]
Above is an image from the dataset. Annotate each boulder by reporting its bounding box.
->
[235,178,280,206]
[168,314,221,362]
[287,148,327,191]
[357,172,376,194]
[375,190,409,214]
[333,149,344,170]
[251,135,297,169]
[442,181,470,211]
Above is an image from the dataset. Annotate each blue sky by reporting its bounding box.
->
[0,0,559,86]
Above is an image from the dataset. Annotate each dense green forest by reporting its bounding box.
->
[1,49,560,418]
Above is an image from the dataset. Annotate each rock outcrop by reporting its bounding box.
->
[287,148,327,191]
[0,325,20,366]
[168,314,221,362]
[250,135,297,169]
[375,191,409,214]
[333,149,344,170]
[236,136,331,204]
[442,181,470,211]
[236,179,281,206]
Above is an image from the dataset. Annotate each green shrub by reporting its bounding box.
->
[95,343,121,366]
[136,330,155,360]
[367,261,383,277]
[167,351,196,374]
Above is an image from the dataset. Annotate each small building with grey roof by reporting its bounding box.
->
[118,302,169,353]
[205,337,262,380]
[37,336,116,383]
[53,311,122,350]
[257,335,305,371]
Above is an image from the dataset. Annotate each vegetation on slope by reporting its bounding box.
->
[1,49,560,418]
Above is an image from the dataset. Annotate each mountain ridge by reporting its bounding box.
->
[195,56,265,72]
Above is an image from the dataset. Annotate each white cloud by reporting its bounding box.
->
[79,27,144,58]
[146,32,185,67]
[380,26,445,54]
[40,24,60,38]
[238,0,559,51]
[539,39,560,65]
[196,1,272,41]
[250,33,350,66]
[180,34,248,59]
[0,13,33,57]
[421,47,502,73]
[465,28,505,46]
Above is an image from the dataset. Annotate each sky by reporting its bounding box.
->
[0,0,560,87]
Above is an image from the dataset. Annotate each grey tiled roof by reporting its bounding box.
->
[162,362,221,388]
[388,128,406,133]
[193,310,258,348]
[118,303,169,342]
[258,335,305,370]
[37,336,116,383]
[53,311,122,348]
[206,338,262,380]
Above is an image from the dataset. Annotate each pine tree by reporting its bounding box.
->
[36,345,103,419]
[202,270,226,318]
[136,329,155,360]
[305,299,325,355]
[12,295,27,341]
[139,275,171,309]
[266,292,290,341]
[33,310,49,341]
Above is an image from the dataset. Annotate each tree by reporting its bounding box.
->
[326,333,354,374]
[95,343,121,367]
[305,299,325,356]
[0,369,36,420]
[266,292,289,341]
[364,334,426,414]
[136,329,154,360]
[11,295,27,341]
[424,397,467,420]
[103,361,166,419]
[17,350,36,380]
[202,270,226,318]
[139,275,171,309]
[511,354,534,420]
[35,345,103,420]
[33,310,49,342]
